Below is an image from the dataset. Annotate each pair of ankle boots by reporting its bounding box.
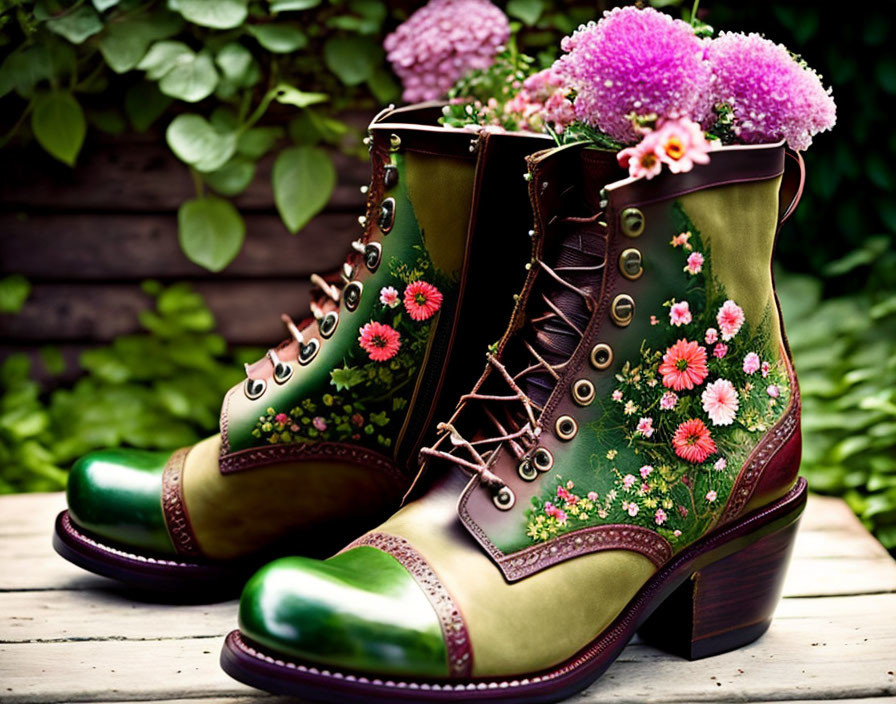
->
[54,102,807,702]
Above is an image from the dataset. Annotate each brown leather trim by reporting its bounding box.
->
[718,363,802,524]
[218,441,406,485]
[161,447,203,558]
[344,532,474,678]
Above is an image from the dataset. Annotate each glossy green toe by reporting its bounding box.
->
[239,547,449,677]
[67,448,176,555]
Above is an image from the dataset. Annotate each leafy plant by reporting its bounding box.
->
[0,282,261,493]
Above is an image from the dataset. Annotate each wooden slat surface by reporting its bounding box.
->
[0,492,894,703]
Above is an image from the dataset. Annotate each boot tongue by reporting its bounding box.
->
[523,221,607,407]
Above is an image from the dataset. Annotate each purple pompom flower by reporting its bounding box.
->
[384,0,510,103]
[706,32,836,150]
[554,7,712,143]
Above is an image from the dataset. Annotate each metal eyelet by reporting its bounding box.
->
[621,207,645,238]
[619,248,643,280]
[378,197,395,234]
[299,339,320,365]
[610,294,635,327]
[518,460,538,482]
[389,134,402,151]
[590,343,613,370]
[572,379,595,406]
[492,485,515,511]
[532,447,553,472]
[245,377,266,400]
[364,242,382,272]
[319,311,338,338]
[343,281,363,311]
[383,165,398,189]
[555,415,578,440]
[269,350,293,384]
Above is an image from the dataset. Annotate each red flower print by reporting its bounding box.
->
[658,339,709,391]
[403,280,443,321]
[672,418,718,463]
[358,321,401,362]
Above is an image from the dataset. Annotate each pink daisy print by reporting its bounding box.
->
[312,416,327,432]
[658,339,709,391]
[767,385,780,398]
[670,231,692,249]
[714,457,727,471]
[650,315,659,326]
[274,413,289,426]
[626,502,639,517]
[612,389,623,402]
[623,474,637,490]
[685,251,704,275]
[706,490,718,503]
[660,391,678,410]
[617,130,664,180]
[743,352,761,374]
[636,417,655,438]
[717,299,745,340]
[654,508,667,525]
[713,342,728,359]
[704,327,718,344]
[672,418,717,463]
[640,465,653,479]
[761,361,771,378]
[358,321,401,362]
[669,300,692,326]
[379,286,400,308]
[587,491,598,502]
[701,378,739,426]
[403,280,443,321]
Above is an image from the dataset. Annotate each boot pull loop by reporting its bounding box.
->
[777,149,805,229]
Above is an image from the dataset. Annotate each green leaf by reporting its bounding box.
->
[247,23,307,52]
[92,0,120,10]
[272,146,336,233]
[39,346,66,376]
[273,83,328,108]
[323,36,382,86]
[0,275,31,313]
[137,41,193,80]
[215,42,253,81]
[367,68,400,104]
[124,81,172,132]
[288,109,348,145]
[236,126,283,158]
[507,0,543,25]
[177,196,245,272]
[330,366,364,391]
[177,0,248,29]
[98,11,184,73]
[204,158,255,196]
[269,0,320,10]
[166,114,236,172]
[46,4,103,44]
[159,52,218,102]
[31,92,86,166]
[0,45,52,99]
[87,107,127,135]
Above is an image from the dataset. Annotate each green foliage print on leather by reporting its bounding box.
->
[525,204,790,551]
[251,247,454,452]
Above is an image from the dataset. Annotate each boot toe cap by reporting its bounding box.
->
[238,546,449,678]
[67,448,177,555]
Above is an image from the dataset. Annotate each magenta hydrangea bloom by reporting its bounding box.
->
[706,32,836,150]
[554,7,711,143]
[384,0,509,103]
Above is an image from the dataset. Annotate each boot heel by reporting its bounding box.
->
[637,515,801,660]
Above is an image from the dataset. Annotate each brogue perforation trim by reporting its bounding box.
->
[161,447,202,557]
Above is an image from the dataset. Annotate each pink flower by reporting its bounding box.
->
[623,474,637,490]
[505,67,576,133]
[379,286,400,308]
[659,339,709,391]
[555,509,568,524]
[640,465,653,479]
[660,391,679,410]
[650,315,659,326]
[654,508,667,525]
[701,378,740,426]
[636,417,655,438]
[761,361,771,378]
[641,483,650,493]
[557,486,577,504]
[350,413,364,427]
[704,327,718,344]
[384,0,510,103]
[358,321,402,362]
[404,280,443,321]
[717,300,745,341]
[686,251,704,275]
[706,490,718,503]
[612,390,623,402]
[312,416,327,432]
[627,502,639,517]
[714,457,727,471]
[713,343,728,359]
[653,117,712,174]
[669,300,692,327]
[767,385,780,398]
[617,130,664,180]
[743,352,761,375]
[671,231,692,249]
[672,418,717,463]
[587,491,598,501]
[274,413,289,426]
[673,529,682,537]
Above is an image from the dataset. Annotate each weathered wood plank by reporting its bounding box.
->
[0,140,368,213]
[0,213,358,280]
[1,595,894,703]
[0,280,315,346]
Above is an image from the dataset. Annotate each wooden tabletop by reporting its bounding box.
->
[1,491,895,703]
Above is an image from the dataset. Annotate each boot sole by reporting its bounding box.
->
[53,510,249,598]
[220,476,807,703]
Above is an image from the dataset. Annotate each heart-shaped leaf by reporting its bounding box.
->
[166,114,236,172]
[273,146,336,233]
[31,91,86,166]
[177,0,248,29]
[178,196,246,272]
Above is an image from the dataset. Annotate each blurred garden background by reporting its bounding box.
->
[0,0,893,552]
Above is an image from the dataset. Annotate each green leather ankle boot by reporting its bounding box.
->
[53,103,551,594]
[221,139,809,700]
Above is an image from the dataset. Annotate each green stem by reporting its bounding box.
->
[690,0,700,25]
[239,89,277,134]
[189,167,204,197]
